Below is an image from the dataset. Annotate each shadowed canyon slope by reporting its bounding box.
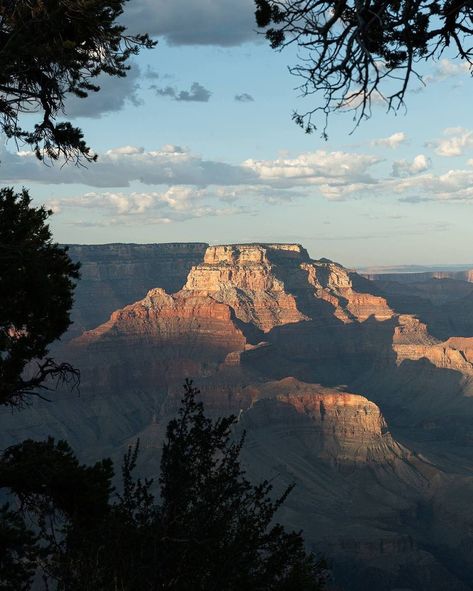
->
[5,243,473,589]
[67,242,208,335]
[363,269,473,340]
[68,244,473,435]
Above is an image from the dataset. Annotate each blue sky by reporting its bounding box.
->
[2,0,473,267]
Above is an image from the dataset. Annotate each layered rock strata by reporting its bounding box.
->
[68,243,473,404]
[6,243,473,590]
[67,242,208,334]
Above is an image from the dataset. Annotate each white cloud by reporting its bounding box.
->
[6,140,473,224]
[46,186,255,226]
[392,154,431,177]
[315,166,473,203]
[373,132,408,149]
[394,169,473,201]
[318,182,374,201]
[106,146,145,156]
[427,128,473,157]
[339,88,386,110]
[424,59,472,84]
[243,151,381,187]
[435,59,471,78]
[0,144,256,188]
[1,144,383,195]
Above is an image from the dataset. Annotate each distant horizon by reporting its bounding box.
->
[64,241,473,272]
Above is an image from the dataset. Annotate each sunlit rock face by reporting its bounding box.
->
[235,378,404,464]
[6,242,473,590]
[65,243,402,396]
[70,287,248,395]
[67,242,208,335]
[184,243,393,331]
[183,244,310,331]
[64,243,473,419]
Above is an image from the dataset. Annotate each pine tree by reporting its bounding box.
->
[0,187,80,406]
[2,381,327,590]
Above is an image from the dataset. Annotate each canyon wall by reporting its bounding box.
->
[5,242,473,589]
[67,242,208,335]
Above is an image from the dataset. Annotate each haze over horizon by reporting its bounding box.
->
[1,0,473,267]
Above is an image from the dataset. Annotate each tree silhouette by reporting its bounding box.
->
[0,0,155,163]
[0,381,327,590]
[0,437,114,590]
[0,187,80,406]
[256,0,473,134]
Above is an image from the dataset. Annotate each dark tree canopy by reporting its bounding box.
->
[0,0,155,163]
[255,0,473,134]
[0,382,327,590]
[0,438,113,591]
[0,187,80,406]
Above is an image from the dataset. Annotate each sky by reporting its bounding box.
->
[1,0,473,268]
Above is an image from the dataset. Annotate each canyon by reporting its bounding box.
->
[4,242,473,590]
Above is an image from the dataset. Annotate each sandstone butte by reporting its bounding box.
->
[70,242,473,402]
[5,242,473,590]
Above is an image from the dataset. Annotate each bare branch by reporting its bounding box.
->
[256,0,473,134]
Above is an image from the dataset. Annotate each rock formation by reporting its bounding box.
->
[65,243,473,424]
[364,269,473,284]
[67,242,208,335]
[363,272,473,339]
[5,242,473,590]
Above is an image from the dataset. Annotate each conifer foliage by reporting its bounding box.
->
[0,0,155,162]
[0,187,80,407]
[0,381,326,590]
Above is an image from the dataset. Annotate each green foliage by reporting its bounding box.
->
[0,381,327,590]
[0,187,80,406]
[0,0,155,162]
[255,0,473,134]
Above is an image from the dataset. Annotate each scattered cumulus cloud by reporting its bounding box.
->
[48,187,252,226]
[154,81,212,102]
[393,169,473,202]
[424,59,472,84]
[106,145,144,156]
[413,59,472,92]
[392,154,431,177]
[243,151,381,188]
[234,93,254,102]
[340,88,386,110]
[5,137,473,226]
[0,143,253,188]
[427,127,473,157]
[372,132,408,149]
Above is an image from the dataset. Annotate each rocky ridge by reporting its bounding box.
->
[7,242,473,590]
[67,242,208,334]
[67,243,473,403]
